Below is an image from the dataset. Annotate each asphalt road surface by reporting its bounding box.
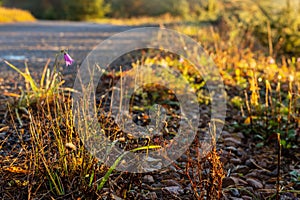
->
[0,21,133,76]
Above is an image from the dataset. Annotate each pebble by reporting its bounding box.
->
[230,158,242,165]
[224,137,242,146]
[233,165,249,174]
[236,147,247,157]
[246,178,263,189]
[0,132,7,139]
[184,185,192,194]
[143,175,154,183]
[241,196,252,200]
[230,188,240,197]
[163,186,182,195]
[152,178,163,186]
[146,192,157,200]
[222,131,231,138]
[245,158,257,168]
[225,146,238,152]
[222,177,238,188]
[236,132,245,139]
[162,179,181,187]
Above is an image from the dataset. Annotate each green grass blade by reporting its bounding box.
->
[97,145,161,191]
[40,63,49,88]
[4,60,39,92]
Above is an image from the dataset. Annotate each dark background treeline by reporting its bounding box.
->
[2,0,109,20]
[2,0,299,54]
[2,0,209,20]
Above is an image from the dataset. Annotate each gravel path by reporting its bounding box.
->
[1,21,299,200]
[0,20,132,75]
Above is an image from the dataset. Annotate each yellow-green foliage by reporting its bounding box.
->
[0,7,35,23]
[91,13,181,26]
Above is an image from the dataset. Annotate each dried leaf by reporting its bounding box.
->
[5,166,29,174]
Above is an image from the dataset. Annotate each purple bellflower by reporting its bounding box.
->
[64,52,74,66]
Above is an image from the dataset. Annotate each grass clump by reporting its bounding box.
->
[1,59,106,199]
[1,52,177,199]
[3,59,74,126]
[216,53,300,150]
[27,92,102,198]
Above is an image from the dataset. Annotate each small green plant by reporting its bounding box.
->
[4,52,75,126]
[28,91,101,197]
[233,58,300,150]
[96,145,161,191]
[289,170,300,186]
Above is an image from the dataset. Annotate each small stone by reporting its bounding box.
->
[224,137,241,146]
[225,146,238,152]
[265,184,274,189]
[246,178,263,189]
[162,179,181,187]
[152,183,162,188]
[143,175,154,183]
[241,196,252,200]
[169,165,177,172]
[178,189,185,195]
[146,192,157,200]
[163,186,181,195]
[230,188,240,197]
[222,131,231,138]
[236,132,245,139]
[178,154,188,162]
[184,185,192,194]
[0,132,7,139]
[233,165,249,174]
[231,158,242,165]
[236,147,246,157]
[237,178,248,185]
[222,177,238,188]
[220,156,228,164]
[245,159,256,168]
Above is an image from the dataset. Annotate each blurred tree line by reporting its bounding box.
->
[3,0,299,54]
[2,0,209,20]
[106,0,190,18]
[3,0,109,20]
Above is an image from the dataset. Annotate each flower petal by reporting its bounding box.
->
[64,53,74,66]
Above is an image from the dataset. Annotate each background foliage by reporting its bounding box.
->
[106,0,190,18]
[2,0,300,55]
[3,0,108,20]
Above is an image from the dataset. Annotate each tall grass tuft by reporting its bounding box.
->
[4,60,75,126]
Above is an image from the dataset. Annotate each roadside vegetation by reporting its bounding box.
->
[0,0,300,199]
[0,6,35,23]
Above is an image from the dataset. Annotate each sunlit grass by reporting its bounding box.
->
[3,48,298,199]
[89,13,181,26]
[3,59,76,126]
[0,7,35,23]
[1,11,299,198]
